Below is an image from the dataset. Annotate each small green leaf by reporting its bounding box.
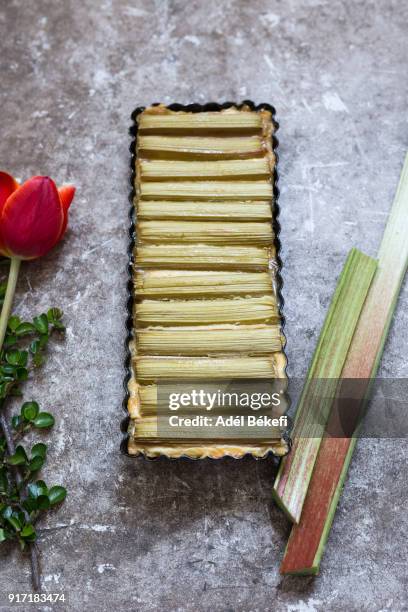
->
[6,446,28,466]
[11,415,21,429]
[6,454,26,466]
[31,443,47,458]
[33,314,49,335]
[0,528,6,542]
[7,316,21,332]
[2,505,13,519]
[6,515,21,532]
[5,350,21,366]
[47,307,63,322]
[48,308,65,331]
[21,401,40,421]
[22,498,37,513]
[0,383,6,398]
[5,350,28,367]
[21,524,35,537]
[1,375,14,382]
[28,480,48,500]
[36,480,48,496]
[48,486,67,505]
[32,412,54,428]
[29,456,44,472]
[24,495,50,511]
[29,340,40,355]
[36,495,50,510]
[16,367,28,381]
[27,483,40,498]
[3,334,17,348]
[20,524,36,541]
[15,322,36,336]
[0,381,15,398]
[1,364,17,375]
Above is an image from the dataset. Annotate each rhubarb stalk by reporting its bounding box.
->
[280,153,408,574]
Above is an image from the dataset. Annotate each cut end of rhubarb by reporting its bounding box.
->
[280,563,319,576]
[271,488,299,524]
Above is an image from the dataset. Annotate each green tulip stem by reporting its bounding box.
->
[0,257,21,352]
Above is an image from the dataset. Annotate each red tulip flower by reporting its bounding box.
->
[0,171,75,347]
[0,172,75,260]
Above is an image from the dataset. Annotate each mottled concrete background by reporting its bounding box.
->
[0,0,407,610]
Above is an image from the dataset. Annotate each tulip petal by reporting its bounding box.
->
[0,176,64,260]
[0,172,20,256]
[57,185,75,239]
[0,171,19,211]
[58,185,75,212]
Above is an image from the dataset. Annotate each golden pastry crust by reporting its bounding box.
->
[127,439,289,459]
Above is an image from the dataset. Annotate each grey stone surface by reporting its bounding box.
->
[0,0,407,610]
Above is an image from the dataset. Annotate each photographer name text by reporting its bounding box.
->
[168,415,288,428]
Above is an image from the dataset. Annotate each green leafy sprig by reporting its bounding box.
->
[0,307,67,590]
